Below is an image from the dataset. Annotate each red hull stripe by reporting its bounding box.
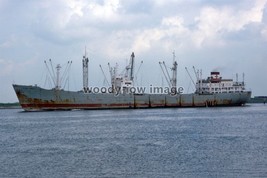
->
[21,103,133,109]
[20,103,207,109]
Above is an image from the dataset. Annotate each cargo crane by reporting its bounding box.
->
[44,59,72,90]
[159,51,178,92]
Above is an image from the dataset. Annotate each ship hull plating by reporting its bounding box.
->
[13,84,251,111]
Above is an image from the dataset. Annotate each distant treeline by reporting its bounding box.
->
[249,96,267,104]
[0,102,20,108]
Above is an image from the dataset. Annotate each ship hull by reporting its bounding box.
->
[13,84,252,111]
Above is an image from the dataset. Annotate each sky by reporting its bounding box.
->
[0,0,267,102]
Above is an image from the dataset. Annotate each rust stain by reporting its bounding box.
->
[222,99,232,105]
[205,100,218,107]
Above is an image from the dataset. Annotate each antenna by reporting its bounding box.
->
[172,50,175,63]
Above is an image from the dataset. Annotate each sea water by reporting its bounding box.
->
[0,104,266,177]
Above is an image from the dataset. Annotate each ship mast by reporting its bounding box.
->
[171,51,177,89]
[55,64,61,90]
[82,48,89,93]
[130,52,135,81]
[44,59,72,90]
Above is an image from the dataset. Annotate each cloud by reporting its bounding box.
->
[131,16,189,53]
[101,0,267,56]
[1,0,267,102]
[23,0,124,46]
[86,0,120,20]
[192,0,267,47]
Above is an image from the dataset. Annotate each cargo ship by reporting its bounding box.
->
[13,52,251,111]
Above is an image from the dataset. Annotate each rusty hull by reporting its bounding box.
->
[13,84,252,111]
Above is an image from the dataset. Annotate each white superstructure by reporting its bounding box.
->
[196,72,246,94]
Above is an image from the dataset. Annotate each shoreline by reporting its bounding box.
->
[0,103,21,109]
[0,106,21,109]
